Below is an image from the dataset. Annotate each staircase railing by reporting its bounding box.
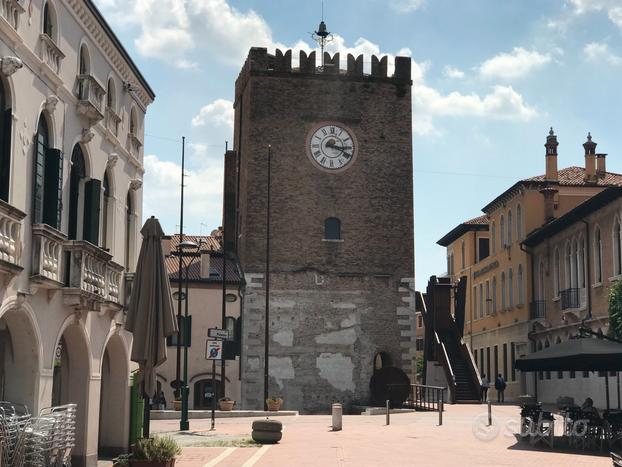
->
[435,331,456,403]
[388,384,447,412]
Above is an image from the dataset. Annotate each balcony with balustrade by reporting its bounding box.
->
[76,74,105,124]
[105,106,121,137]
[0,0,25,35]
[31,223,66,288]
[127,132,143,159]
[38,33,64,78]
[0,199,26,276]
[63,240,124,311]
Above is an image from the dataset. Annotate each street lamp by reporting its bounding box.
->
[175,239,198,431]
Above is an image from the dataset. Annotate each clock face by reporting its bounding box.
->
[306,122,358,172]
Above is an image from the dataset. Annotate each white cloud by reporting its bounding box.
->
[143,154,223,232]
[479,47,551,80]
[443,65,465,79]
[390,0,425,13]
[569,0,622,28]
[192,99,234,128]
[584,41,622,65]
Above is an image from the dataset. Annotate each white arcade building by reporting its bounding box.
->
[0,1,154,465]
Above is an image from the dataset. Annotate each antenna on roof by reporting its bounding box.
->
[311,0,333,70]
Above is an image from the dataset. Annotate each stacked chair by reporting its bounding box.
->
[0,401,77,466]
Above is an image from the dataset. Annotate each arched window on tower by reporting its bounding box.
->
[501,272,506,310]
[107,79,115,109]
[324,217,341,240]
[461,241,465,270]
[33,115,62,229]
[0,79,12,202]
[565,242,572,289]
[508,268,514,308]
[516,204,523,240]
[492,276,497,313]
[518,264,524,304]
[130,107,137,135]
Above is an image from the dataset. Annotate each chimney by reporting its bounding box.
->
[583,132,597,182]
[545,127,558,181]
[200,250,211,279]
[161,235,172,256]
[540,186,558,223]
[597,153,607,177]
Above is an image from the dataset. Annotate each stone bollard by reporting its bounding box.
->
[488,400,492,426]
[332,403,342,431]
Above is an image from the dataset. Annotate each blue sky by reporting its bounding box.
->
[94,0,622,290]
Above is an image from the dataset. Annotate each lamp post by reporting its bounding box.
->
[175,239,198,431]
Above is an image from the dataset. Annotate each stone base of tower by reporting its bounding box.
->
[240,271,415,413]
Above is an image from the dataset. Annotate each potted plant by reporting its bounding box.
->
[113,453,132,467]
[219,397,235,411]
[173,398,182,411]
[266,396,283,412]
[129,436,181,467]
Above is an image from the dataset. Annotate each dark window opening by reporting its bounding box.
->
[68,145,85,240]
[478,238,489,261]
[33,116,62,229]
[167,315,192,347]
[324,217,341,240]
[0,80,11,202]
[43,3,53,38]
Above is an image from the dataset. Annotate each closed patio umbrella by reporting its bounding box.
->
[125,216,177,436]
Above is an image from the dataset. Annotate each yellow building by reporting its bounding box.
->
[437,130,622,400]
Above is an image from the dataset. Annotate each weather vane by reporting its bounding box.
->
[311,0,333,69]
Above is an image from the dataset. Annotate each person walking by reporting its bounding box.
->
[158,391,167,410]
[480,373,489,401]
[495,374,506,403]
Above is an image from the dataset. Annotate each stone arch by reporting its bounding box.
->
[0,297,43,413]
[42,0,60,43]
[98,332,130,456]
[52,317,91,463]
[78,40,91,75]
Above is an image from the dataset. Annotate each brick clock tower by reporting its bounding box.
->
[225,46,415,412]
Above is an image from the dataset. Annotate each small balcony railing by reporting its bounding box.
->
[127,132,143,159]
[31,223,66,287]
[529,300,546,320]
[0,199,26,275]
[76,74,105,123]
[39,33,64,75]
[105,106,121,137]
[63,241,124,310]
[1,0,25,30]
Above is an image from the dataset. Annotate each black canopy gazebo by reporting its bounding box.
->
[515,335,622,411]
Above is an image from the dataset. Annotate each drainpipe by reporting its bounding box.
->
[520,242,538,399]
[580,220,592,320]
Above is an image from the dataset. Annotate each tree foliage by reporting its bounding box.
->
[608,280,622,340]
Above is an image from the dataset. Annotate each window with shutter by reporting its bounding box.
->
[0,82,11,201]
[33,117,48,224]
[42,148,63,229]
[68,145,86,240]
[83,179,101,245]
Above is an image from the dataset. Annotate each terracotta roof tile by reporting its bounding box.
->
[525,166,622,186]
[165,253,241,284]
[463,215,488,225]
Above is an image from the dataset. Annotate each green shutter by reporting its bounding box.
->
[185,315,192,347]
[83,179,101,245]
[43,148,62,229]
[0,108,12,201]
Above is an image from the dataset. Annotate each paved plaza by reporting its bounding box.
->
[100,404,612,466]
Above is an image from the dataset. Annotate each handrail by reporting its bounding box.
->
[435,331,455,384]
[462,338,482,388]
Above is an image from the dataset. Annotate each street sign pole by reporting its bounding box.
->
[211,358,216,431]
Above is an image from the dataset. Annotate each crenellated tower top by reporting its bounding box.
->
[235,48,412,103]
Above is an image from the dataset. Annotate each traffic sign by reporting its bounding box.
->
[206,340,222,360]
[208,328,230,340]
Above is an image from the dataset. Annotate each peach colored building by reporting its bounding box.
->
[437,130,622,401]
[523,186,622,408]
[156,234,242,410]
